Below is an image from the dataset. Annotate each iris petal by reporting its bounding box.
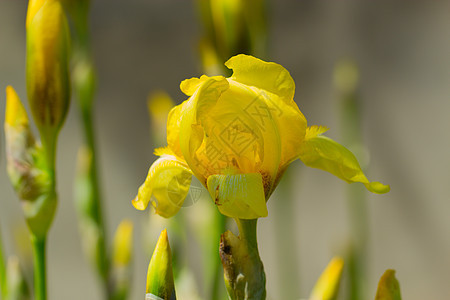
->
[225,54,306,187]
[179,76,230,184]
[298,126,390,194]
[225,54,295,101]
[132,155,193,218]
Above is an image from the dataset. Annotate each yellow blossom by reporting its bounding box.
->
[133,54,389,219]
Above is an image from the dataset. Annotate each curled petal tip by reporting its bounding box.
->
[366,182,390,194]
[131,196,147,211]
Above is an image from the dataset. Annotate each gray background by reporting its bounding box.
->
[1,0,449,299]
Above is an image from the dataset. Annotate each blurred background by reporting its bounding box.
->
[1,0,449,299]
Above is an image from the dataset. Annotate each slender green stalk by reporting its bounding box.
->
[69,2,110,294]
[335,61,369,300]
[31,235,46,300]
[235,219,258,251]
[347,186,368,300]
[81,107,109,284]
[0,226,7,299]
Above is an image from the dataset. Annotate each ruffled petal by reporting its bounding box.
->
[225,54,306,188]
[166,101,188,158]
[132,155,193,218]
[225,54,295,102]
[299,126,390,194]
[178,76,230,184]
[207,173,268,219]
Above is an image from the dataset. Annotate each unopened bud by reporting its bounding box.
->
[146,229,176,300]
[375,269,402,300]
[26,0,71,160]
[309,256,344,300]
[4,86,56,239]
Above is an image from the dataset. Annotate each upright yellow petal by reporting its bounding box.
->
[225,54,306,184]
[225,54,295,102]
[309,256,344,300]
[132,155,193,218]
[299,126,390,194]
[207,173,268,219]
[166,100,188,159]
[178,76,229,184]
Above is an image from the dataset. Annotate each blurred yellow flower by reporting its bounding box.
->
[309,256,344,300]
[112,220,133,267]
[133,54,389,219]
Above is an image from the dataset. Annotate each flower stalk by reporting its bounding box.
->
[334,60,369,300]
[0,227,7,299]
[31,236,46,300]
[220,219,266,300]
[66,0,111,296]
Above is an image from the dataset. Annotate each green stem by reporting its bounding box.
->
[31,235,46,300]
[347,185,368,300]
[235,219,258,248]
[219,218,265,300]
[336,61,369,300]
[82,105,110,295]
[0,226,7,299]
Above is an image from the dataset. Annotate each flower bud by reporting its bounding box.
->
[309,257,344,300]
[113,220,133,268]
[5,86,42,200]
[146,229,176,300]
[111,220,134,300]
[375,269,402,300]
[4,86,56,239]
[26,0,71,161]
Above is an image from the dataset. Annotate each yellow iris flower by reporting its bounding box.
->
[133,54,389,219]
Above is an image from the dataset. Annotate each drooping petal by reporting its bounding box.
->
[207,173,268,219]
[132,154,193,218]
[299,126,390,194]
